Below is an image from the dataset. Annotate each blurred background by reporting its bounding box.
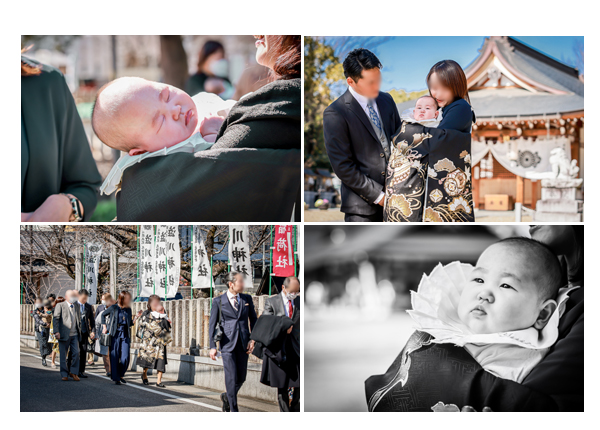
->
[21,35,270,221]
[304,224,530,411]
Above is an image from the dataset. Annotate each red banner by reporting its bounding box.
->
[272,225,295,277]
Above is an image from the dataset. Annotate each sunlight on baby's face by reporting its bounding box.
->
[457,243,544,334]
[414,97,439,120]
[118,79,198,156]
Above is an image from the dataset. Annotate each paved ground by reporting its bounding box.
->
[20,348,277,412]
[304,208,532,223]
[304,308,414,412]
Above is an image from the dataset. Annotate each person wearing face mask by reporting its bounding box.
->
[48,296,65,368]
[257,276,301,411]
[32,297,52,366]
[52,290,82,381]
[209,271,258,412]
[95,293,111,319]
[66,289,95,378]
[185,40,234,99]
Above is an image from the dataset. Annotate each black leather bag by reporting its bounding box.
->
[213,300,223,344]
[100,333,112,347]
[86,337,95,352]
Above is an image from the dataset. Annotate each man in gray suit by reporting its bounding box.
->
[263,276,300,411]
[53,289,82,381]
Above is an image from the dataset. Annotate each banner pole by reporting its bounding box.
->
[153,226,156,295]
[137,226,140,299]
[209,254,213,310]
[191,225,194,291]
[83,241,86,291]
[269,226,273,296]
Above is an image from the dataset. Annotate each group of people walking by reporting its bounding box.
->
[30,272,301,412]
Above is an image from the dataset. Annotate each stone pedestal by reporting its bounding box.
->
[533,178,583,222]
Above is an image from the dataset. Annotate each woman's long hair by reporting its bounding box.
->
[426,59,471,105]
[21,46,41,76]
[196,40,225,74]
[269,35,301,81]
[117,291,131,307]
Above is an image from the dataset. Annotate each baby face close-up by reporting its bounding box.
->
[457,242,550,334]
[414,96,439,121]
[98,77,199,155]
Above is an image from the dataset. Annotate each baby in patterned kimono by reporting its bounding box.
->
[409,237,571,383]
[400,95,442,128]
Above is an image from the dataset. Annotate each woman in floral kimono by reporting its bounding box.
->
[137,295,172,388]
[385,60,475,222]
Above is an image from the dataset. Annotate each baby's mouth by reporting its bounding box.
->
[471,305,487,316]
[185,109,193,127]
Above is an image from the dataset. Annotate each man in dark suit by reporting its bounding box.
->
[262,276,300,411]
[324,48,401,222]
[53,289,82,381]
[209,271,258,412]
[67,289,95,378]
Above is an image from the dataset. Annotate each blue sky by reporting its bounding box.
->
[323,36,584,92]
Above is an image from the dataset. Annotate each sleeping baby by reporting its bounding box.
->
[400,95,442,128]
[407,237,572,383]
[93,77,236,195]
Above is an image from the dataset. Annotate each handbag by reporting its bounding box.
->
[212,300,223,344]
[86,337,95,352]
[100,333,112,347]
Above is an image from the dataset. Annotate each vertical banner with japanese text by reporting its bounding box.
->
[192,227,211,289]
[84,242,103,304]
[138,225,155,298]
[273,225,294,277]
[228,225,252,288]
[155,225,180,298]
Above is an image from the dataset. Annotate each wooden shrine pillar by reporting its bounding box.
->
[516,175,524,205]
[530,180,538,210]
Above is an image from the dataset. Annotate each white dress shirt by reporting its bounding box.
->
[226,290,239,310]
[281,291,294,317]
[348,86,385,205]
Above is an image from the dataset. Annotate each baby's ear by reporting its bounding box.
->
[533,299,558,330]
[128,148,147,156]
[434,110,439,118]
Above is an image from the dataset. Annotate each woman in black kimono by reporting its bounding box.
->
[365,225,583,412]
[116,35,301,222]
[21,54,102,221]
[385,60,475,222]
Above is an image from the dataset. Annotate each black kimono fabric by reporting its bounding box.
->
[21,56,102,219]
[384,122,474,222]
[365,331,559,412]
[116,78,301,222]
[251,315,299,388]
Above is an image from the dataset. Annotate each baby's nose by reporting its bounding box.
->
[171,105,182,120]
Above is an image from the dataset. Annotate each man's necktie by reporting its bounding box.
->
[367,100,383,133]
[232,295,238,311]
[288,300,293,318]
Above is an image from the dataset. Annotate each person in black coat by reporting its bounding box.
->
[258,276,301,411]
[115,36,301,222]
[324,49,401,222]
[209,272,258,412]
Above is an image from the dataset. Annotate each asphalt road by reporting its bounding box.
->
[20,349,275,412]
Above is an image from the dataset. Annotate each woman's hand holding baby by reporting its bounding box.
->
[21,194,74,222]
[200,115,225,143]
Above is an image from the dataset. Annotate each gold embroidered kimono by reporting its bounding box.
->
[384,122,474,222]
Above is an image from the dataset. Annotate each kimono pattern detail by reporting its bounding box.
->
[384,122,474,222]
[136,311,172,370]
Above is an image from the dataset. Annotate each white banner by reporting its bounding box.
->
[155,225,180,299]
[228,225,252,288]
[191,227,211,289]
[84,242,103,305]
[471,136,572,177]
[138,225,155,298]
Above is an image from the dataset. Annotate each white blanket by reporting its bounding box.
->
[407,261,575,383]
[99,92,237,196]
